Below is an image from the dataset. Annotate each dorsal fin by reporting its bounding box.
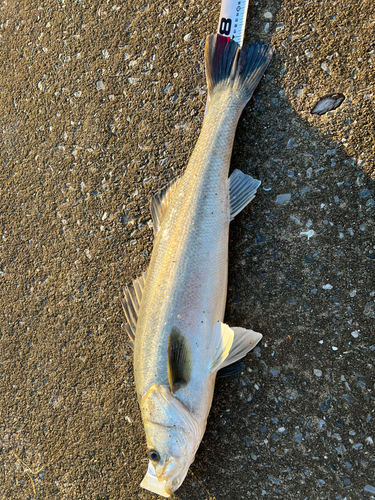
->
[150,176,181,233]
[167,327,192,394]
[121,271,147,348]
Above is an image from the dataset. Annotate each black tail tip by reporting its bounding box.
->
[205,34,274,101]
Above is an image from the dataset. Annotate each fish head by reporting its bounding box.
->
[140,384,202,496]
[143,423,191,495]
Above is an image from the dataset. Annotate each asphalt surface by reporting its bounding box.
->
[0,1,374,499]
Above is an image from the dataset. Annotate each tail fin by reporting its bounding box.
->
[205,34,274,105]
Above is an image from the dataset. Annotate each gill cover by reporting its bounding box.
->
[141,384,200,441]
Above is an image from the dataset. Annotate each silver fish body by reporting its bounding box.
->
[136,92,240,410]
[122,34,274,497]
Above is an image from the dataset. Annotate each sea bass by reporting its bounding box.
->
[122,34,273,497]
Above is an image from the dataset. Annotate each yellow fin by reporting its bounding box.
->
[209,322,234,375]
[219,327,262,369]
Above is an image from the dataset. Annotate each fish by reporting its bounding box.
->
[122,33,274,497]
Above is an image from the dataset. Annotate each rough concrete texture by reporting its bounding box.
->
[0,1,374,499]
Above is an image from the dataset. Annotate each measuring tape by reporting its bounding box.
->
[204,0,249,116]
[217,0,249,46]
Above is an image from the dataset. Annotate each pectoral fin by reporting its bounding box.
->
[219,326,262,370]
[167,327,192,394]
[229,169,261,220]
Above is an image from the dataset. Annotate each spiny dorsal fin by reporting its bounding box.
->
[167,327,192,394]
[121,271,147,348]
[209,322,234,375]
[229,169,261,220]
[150,176,181,234]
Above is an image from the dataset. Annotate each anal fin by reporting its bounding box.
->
[229,169,261,220]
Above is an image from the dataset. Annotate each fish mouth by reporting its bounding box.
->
[158,457,190,494]
[140,461,170,498]
[165,476,182,495]
[140,457,188,496]
[158,456,181,480]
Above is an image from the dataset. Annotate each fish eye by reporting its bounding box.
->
[148,449,160,463]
